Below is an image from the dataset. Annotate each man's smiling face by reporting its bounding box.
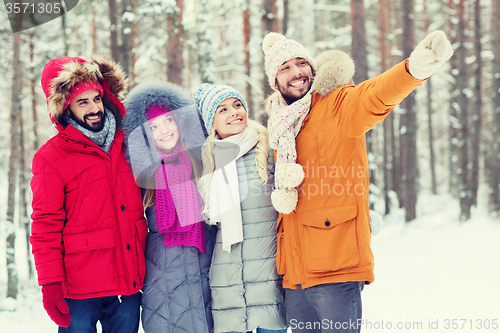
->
[276,58,313,105]
[67,89,105,132]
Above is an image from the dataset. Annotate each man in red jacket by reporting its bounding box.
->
[30,56,148,332]
[262,32,453,332]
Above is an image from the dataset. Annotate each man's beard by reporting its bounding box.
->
[278,75,313,105]
[71,110,106,132]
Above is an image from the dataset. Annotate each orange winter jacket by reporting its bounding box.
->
[270,55,424,289]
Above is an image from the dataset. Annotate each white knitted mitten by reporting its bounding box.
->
[408,30,454,80]
[369,210,383,235]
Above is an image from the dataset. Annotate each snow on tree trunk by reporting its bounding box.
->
[195,0,215,85]
[29,31,39,152]
[62,13,69,55]
[392,0,404,209]
[447,0,460,197]
[7,33,21,299]
[121,0,132,77]
[490,0,500,215]
[401,0,417,222]
[351,0,376,209]
[130,0,138,87]
[92,8,97,55]
[379,0,392,214]
[109,0,121,64]
[470,0,482,207]
[423,0,437,195]
[167,0,184,85]
[260,0,277,125]
[243,0,254,119]
[19,102,33,280]
[456,0,472,222]
[283,0,289,35]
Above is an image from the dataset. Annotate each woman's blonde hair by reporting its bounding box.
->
[143,139,201,208]
[198,118,269,219]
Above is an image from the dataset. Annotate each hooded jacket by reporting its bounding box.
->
[266,51,424,289]
[123,82,215,333]
[30,56,148,299]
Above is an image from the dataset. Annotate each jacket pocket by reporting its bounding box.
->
[63,228,118,294]
[64,228,114,253]
[299,205,360,273]
[135,218,148,283]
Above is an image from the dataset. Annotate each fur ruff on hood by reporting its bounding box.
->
[265,50,355,114]
[123,81,207,181]
[45,55,128,122]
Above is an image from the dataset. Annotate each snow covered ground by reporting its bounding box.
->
[1,191,499,333]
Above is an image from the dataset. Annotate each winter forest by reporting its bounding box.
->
[1,0,499,332]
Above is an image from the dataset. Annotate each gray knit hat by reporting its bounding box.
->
[192,83,249,134]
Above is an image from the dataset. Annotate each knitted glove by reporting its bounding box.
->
[408,30,454,80]
[41,283,71,328]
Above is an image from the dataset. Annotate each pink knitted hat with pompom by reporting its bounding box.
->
[262,33,316,91]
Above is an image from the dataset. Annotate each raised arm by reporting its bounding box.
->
[329,30,454,138]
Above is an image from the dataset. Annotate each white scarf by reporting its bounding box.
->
[267,91,312,212]
[208,128,259,252]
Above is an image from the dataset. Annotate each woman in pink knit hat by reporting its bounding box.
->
[124,81,215,333]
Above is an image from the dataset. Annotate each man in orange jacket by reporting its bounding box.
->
[262,31,453,332]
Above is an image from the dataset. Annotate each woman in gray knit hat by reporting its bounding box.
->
[193,83,287,333]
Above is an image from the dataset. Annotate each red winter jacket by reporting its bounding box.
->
[30,56,148,299]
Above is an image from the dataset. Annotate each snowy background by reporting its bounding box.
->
[1,187,499,333]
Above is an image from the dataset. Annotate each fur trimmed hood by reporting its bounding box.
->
[123,81,207,181]
[41,55,128,122]
[265,50,355,114]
